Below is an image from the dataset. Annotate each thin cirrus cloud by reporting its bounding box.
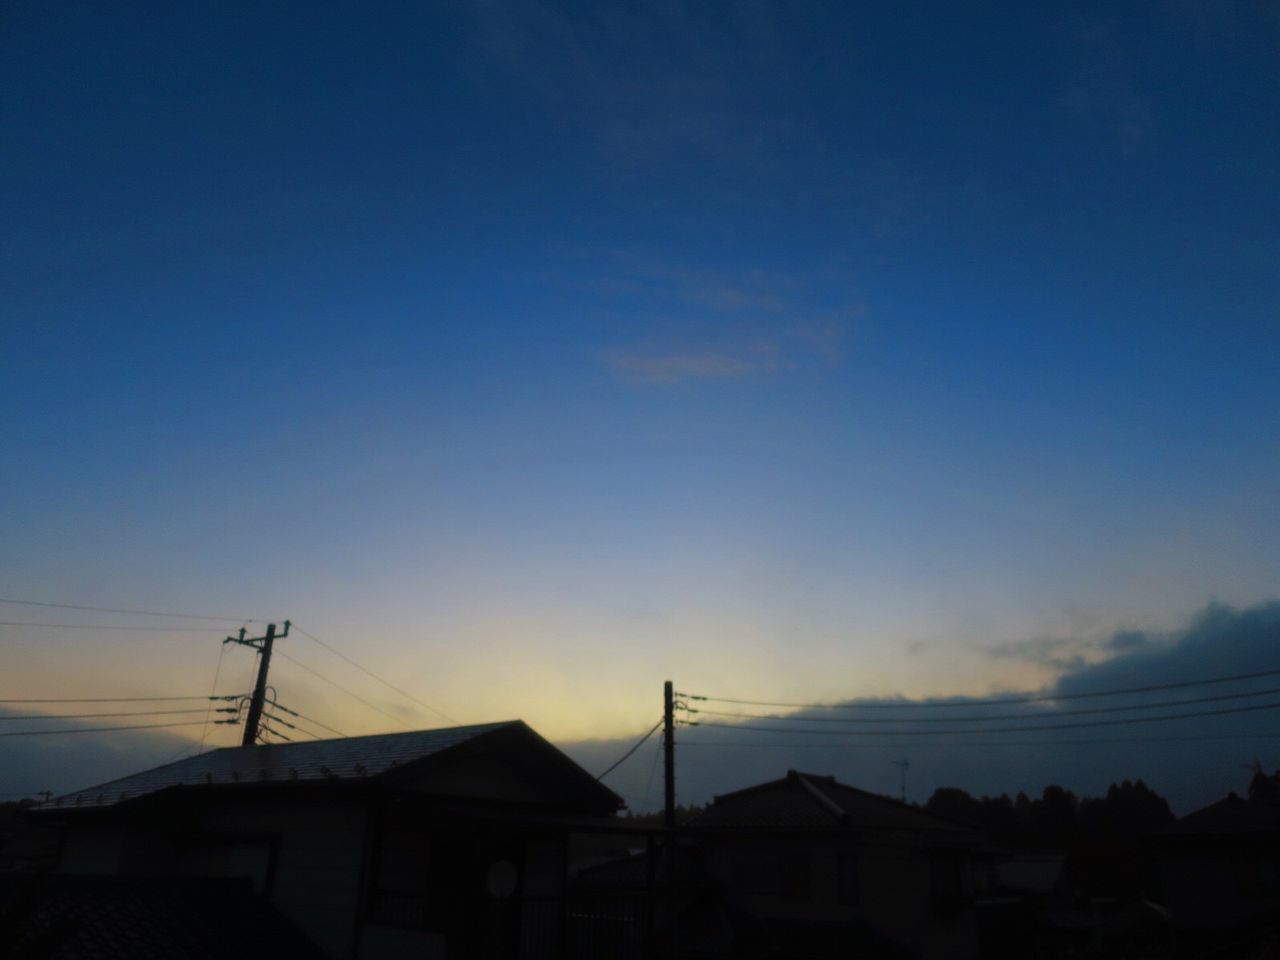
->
[605,319,852,385]
[607,347,769,384]
[590,258,864,385]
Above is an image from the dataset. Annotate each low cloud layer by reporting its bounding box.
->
[7,601,1277,817]
[563,600,1280,815]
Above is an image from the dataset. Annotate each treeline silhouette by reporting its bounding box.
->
[925,780,1175,848]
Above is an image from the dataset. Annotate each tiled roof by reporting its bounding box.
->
[0,876,328,960]
[690,770,974,836]
[43,722,516,811]
[1165,794,1280,835]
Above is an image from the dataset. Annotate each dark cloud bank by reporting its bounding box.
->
[565,600,1280,815]
[4,601,1278,815]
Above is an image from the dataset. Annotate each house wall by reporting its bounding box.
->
[701,834,978,960]
[1158,847,1280,929]
[857,839,977,960]
[359,824,568,960]
[703,835,858,924]
[57,822,126,875]
[58,796,368,960]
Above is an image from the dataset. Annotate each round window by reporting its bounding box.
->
[486,859,518,899]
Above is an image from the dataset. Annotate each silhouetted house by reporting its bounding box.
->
[28,721,626,959]
[0,802,58,875]
[679,770,981,960]
[1155,769,1280,932]
[0,875,329,960]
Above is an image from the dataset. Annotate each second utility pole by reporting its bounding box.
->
[227,620,290,746]
[664,680,676,829]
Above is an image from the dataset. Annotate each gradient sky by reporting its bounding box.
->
[3,2,1279,764]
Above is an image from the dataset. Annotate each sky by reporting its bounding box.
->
[2,2,1279,806]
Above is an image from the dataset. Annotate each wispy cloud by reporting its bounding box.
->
[1060,16,1156,156]
[607,341,781,385]
[984,616,1162,672]
[585,255,866,385]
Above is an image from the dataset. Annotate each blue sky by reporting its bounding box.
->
[2,2,1279,775]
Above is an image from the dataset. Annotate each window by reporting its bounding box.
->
[930,851,970,915]
[369,828,431,929]
[838,852,860,906]
[176,836,274,895]
[732,852,812,901]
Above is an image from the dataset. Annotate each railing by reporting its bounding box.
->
[369,890,655,959]
[562,893,647,960]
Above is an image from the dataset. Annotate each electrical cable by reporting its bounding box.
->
[0,621,229,632]
[596,719,664,781]
[268,702,346,738]
[684,684,1280,725]
[678,731,1280,748]
[0,709,214,721]
[0,695,240,704]
[261,711,315,739]
[0,598,270,622]
[686,699,1280,736]
[196,635,231,754]
[680,666,1280,710]
[640,737,664,812]
[274,651,413,732]
[259,722,293,743]
[0,720,211,737]
[292,624,458,725]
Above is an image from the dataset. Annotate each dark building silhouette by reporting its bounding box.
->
[22,721,648,959]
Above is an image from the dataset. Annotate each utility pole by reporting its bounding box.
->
[226,620,289,746]
[893,758,910,802]
[663,680,675,829]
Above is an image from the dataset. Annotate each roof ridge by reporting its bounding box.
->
[42,721,524,809]
[796,774,850,823]
[710,774,794,804]
[223,719,518,751]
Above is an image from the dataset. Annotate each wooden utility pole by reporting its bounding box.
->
[226,620,289,746]
[663,680,675,829]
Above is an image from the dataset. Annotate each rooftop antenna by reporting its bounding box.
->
[893,758,910,802]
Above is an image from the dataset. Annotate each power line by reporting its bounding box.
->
[0,695,236,704]
[596,719,664,781]
[0,720,211,738]
[686,700,1280,736]
[640,737,664,811]
[268,702,346,738]
[680,666,1280,710]
[0,709,219,721]
[0,598,269,623]
[292,624,458,725]
[0,621,230,632]
[679,731,1280,748]
[197,639,231,755]
[684,684,1280,725]
[287,718,338,740]
[262,711,316,740]
[259,722,293,743]
[274,650,413,732]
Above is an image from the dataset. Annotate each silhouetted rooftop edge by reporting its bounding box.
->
[689,768,977,835]
[37,721,588,811]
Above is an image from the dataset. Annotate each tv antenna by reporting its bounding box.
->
[893,758,910,802]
